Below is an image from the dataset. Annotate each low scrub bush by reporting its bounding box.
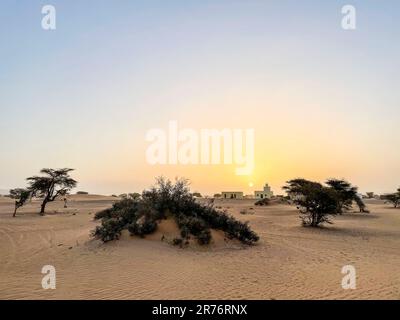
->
[255,198,270,206]
[128,218,157,237]
[93,177,259,246]
[93,218,125,242]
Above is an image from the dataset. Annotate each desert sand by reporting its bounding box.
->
[0,195,399,300]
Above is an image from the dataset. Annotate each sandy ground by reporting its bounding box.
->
[0,195,399,300]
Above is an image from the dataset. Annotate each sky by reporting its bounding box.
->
[1,0,399,195]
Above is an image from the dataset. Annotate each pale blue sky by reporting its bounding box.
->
[1,1,399,195]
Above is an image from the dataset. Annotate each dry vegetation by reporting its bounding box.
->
[93,178,259,246]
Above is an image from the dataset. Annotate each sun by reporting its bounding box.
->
[248,182,254,187]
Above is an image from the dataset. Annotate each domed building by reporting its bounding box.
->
[254,183,273,199]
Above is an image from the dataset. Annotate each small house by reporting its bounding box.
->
[221,192,244,199]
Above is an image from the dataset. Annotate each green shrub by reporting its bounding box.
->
[128,218,157,237]
[175,214,212,245]
[93,218,125,242]
[255,198,270,206]
[92,177,259,246]
[172,238,184,247]
[196,229,212,245]
[95,198,139,221]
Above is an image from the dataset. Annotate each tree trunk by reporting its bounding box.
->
[311,213,317,227]
[13,205,17,217]
[40,200,48,215]
[338,202,344,215]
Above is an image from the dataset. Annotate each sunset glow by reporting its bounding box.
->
[1,1,399,196]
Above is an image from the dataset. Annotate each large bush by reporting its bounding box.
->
[93,177,259,246]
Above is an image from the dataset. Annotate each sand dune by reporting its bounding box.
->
[0,196,399,299]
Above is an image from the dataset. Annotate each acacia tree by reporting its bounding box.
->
[283,179,339,227]
[366,192,374,199]
[382,188,400,208]
[27,168,77,215]
[354,195,368,213]
[9,188,31,217]
[325,179,367,213]
[119,193,141,200]
[128,193,141,200]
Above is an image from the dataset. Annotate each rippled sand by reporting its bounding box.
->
[1,195,399,299]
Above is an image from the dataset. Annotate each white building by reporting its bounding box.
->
[254,183,273,199]
[221,191,244,199]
